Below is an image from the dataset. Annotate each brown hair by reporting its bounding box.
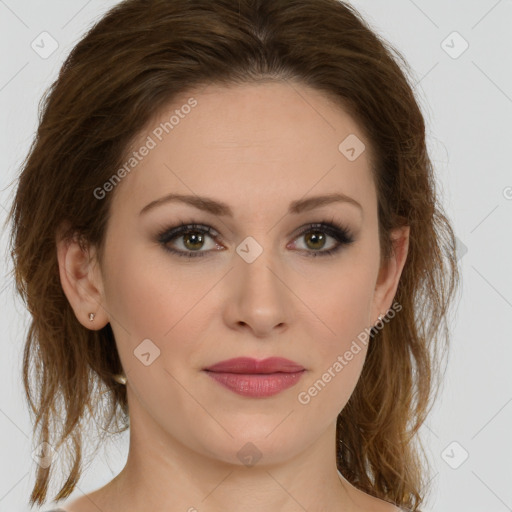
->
[6,0,460,509]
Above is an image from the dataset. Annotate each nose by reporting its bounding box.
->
[223,244,292,338]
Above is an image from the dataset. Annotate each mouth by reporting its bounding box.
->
[203,357,306,398]
[203,369,306,398]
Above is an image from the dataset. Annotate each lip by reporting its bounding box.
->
[204,357,305,373]
[203,357,306,398]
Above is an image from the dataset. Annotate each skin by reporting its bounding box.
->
[57,80,409,512]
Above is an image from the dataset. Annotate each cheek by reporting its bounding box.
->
[292,265,375,410]
[102,238,194,336]
[296,306,371,417]
[298,264,376,351]
[102,247,222,386]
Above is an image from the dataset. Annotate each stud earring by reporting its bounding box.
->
[89,312,96,321]
[113,373,127,385]
[372,314,384,330]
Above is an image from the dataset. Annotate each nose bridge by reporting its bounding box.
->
[234,232,283,293]
[228,232,291,326]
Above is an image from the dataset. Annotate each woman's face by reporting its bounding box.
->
[76,81,408,467]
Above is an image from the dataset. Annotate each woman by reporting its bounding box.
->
[6,0,460,511]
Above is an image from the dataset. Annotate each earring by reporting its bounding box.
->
[89,312,96,321]
[373,315,384,329]
[113,373,127,385]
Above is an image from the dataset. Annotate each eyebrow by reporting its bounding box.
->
[139,192,363,217]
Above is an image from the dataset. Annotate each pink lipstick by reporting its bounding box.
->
[203,357,306,398]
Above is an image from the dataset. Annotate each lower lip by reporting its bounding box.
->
[204,370,305,397]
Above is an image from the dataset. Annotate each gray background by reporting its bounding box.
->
[1,1,511,511]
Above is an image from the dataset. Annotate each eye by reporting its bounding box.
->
[290,221,355,257]
[157,223,221,258]
[156,218,355,259]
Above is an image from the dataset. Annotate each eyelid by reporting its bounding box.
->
[156,217,356,259]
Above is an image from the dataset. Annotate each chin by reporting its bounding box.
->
[190,422,312,468]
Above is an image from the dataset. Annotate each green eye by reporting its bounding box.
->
[157,219,355,259]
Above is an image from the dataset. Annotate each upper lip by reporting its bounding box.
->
[204,357,305,374]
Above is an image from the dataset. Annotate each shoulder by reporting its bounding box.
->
[380,504,405,512]
[338,471,404,512]
[48,490,108,512]
[42,499,80,512]
[367,499,404,511]
[347,487,408,511]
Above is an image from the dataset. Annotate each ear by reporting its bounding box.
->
[371,225,410,324]
[55,223,109,330]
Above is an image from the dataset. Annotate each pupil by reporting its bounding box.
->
[182,230,327,252]
[307,232,325,250]
[185,232,203,250]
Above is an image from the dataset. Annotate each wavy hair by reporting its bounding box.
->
[5,0,460,509]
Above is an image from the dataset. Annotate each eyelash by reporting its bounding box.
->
[156,217,355,259]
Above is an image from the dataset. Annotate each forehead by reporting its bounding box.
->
[111,81,375,218]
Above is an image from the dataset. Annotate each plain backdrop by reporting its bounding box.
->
[1,1,511,511]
